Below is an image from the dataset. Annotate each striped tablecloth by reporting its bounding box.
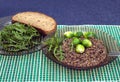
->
[0,25,120,82]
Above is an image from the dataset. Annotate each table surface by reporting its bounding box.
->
[0,24,120,82]
[0,0,120,25]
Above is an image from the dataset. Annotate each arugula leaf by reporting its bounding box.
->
[0,23,41,51]
[43,32,65,61]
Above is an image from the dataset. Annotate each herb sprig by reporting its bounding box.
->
[43,32,65,61]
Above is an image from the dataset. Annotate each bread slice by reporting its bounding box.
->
[12,11,57,35]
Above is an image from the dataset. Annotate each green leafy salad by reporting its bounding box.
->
[0,23,41,51]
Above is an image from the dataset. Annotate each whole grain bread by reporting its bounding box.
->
[12,11,57,35]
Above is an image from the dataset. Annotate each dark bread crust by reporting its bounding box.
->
[12,11,57,35]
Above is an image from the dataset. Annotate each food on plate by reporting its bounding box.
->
[0,23,40,51]
[82,39,92,47]
[75,44,85,53]
[0,11,57,52]
[83,32,96,38]
[43,31,108,68]
[64,31,74,38]
[74,32,83,37]
[72,38,81,46]
[12,11,57,35]
[62,37,107,67]
[42,33,64,61]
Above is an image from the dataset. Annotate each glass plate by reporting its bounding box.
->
[0,16,52,55]
[42,26,119,70]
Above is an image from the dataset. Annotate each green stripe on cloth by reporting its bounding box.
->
[0,25,120,82]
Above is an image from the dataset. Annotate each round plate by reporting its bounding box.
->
[0,16,52,55]
[42,26,119,70]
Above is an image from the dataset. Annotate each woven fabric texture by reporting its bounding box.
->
[0,25,120,82]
